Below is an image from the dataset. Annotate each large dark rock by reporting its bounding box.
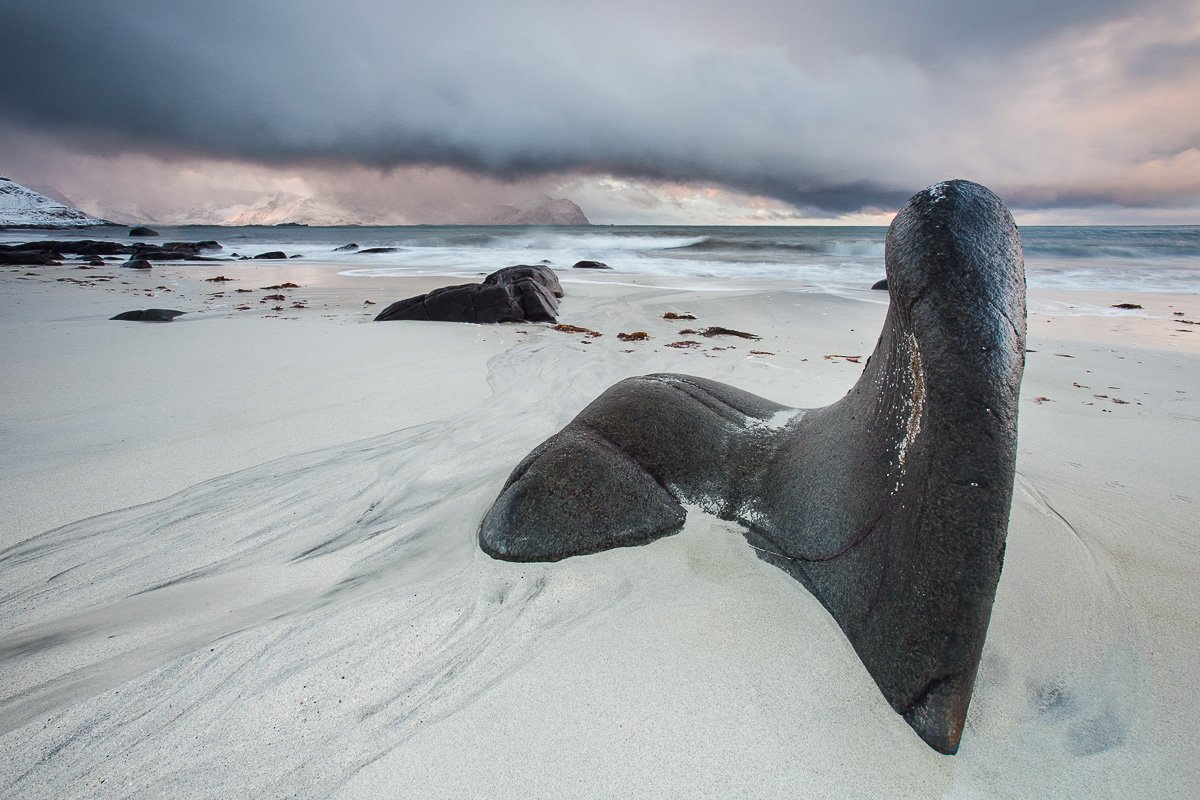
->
[122,257,153,269]
[129,226,159,237]
[572,260,610,269]
[253,251,288,260]
[479,180,1026,755]
[871,278,888,290]
[375,276,558,323]
[110,309,185,322]
[483,264,564,298]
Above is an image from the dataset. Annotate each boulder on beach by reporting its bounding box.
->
[572,260,610,269]
[122,257,153,270]
[253,251,288,260]
[376,265,562,324]
[110,309,185,322]
[480,180,1027,756]
[872,278,889,290]
[129,226,159,237]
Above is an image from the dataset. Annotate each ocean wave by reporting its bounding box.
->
[1024,243,1200,259]
[666,237,885,258]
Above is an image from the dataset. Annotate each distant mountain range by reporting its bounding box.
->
[1,175,591,228]
[78,190,591,227]
[0,177,109,227]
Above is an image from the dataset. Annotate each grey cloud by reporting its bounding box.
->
[0,0,1197,215]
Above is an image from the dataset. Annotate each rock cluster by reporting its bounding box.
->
[0,239,224,266]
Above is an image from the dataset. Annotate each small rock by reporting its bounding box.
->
[129,226,159,237]
[254,251,288,260]
[359,247,398,254]
[871,279,889,291]
[334,243,359,252]
[110,308,184,322]
[572,260,610,269]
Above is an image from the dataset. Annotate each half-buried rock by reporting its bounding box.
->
[375,264,561,323]
[480,180,1026,755]
[110,309,185,322]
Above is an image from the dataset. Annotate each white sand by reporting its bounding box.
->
[0,260,1197,798]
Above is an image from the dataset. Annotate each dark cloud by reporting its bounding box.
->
[0,0,1197,216]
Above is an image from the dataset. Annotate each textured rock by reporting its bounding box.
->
[483,264,564,298]
[110,309,185,322]
[480,180,1026,755]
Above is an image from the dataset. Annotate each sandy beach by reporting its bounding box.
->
[1,255,1198,798]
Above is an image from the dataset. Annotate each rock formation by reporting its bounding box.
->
[479,180,1026,755]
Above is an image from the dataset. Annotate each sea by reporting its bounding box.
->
[4,224,1199,293]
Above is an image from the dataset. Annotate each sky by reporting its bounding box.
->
[1,0,1198,225]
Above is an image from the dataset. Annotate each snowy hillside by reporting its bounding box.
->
[0,177,109,227]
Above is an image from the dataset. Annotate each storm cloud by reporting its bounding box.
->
[1,0,1198,217]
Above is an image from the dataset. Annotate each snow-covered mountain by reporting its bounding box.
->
[0,177,109,227]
